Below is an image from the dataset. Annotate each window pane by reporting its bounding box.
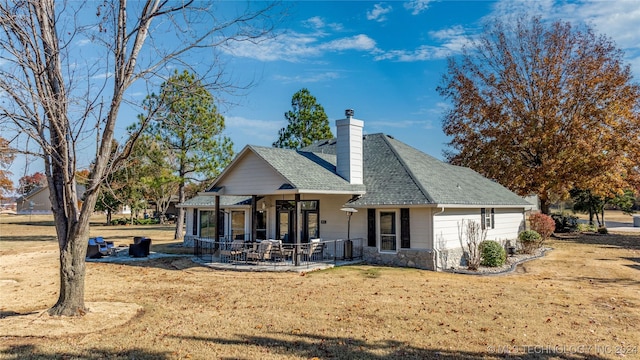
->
[232,211,245,240]
[380,211,396,251]
[279,212,289,241]
[301,200,317,210]
[199,211,216,239]
[256,211,267,240]
[307,212,318,239]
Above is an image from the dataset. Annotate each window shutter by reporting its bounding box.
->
[481,208,486,230]
[367,209,376,247]
[491,208,495,229]
[192,208,198,236]
[401,208,410,248]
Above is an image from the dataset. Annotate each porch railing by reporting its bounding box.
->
[193,238,363,268]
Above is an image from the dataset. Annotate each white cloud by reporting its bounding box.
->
[369,119,433,130]
[304,16,325,29]
[367,3,393,22]
[225,115,283,146]
[76,39,92,47]
[303,16,343,33]
[404,0,434,15]
[375,44,454,62]
[321,34,377,52]
[223,33,378,62]
[489,0,640,79]
[91,72,113,79]
[222,33,321,62]
[272,71,341,84]
[372,23,471,62]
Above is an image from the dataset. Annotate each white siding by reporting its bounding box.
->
[218,152,287,195]
[433,208,477,251]
[433,207,525,251]
[336,117,364,185]
[314,194,359,240]
[487,208,525,241]
[410,208,432,249]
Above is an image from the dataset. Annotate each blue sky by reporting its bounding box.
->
[5,0,640,187]
[216,0,640,160]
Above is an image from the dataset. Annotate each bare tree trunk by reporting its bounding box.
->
[50,221,88,316]
[539,196,550,215]
[174,181,185,240]
[1,0,279,317]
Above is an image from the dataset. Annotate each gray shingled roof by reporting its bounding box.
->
[303,133,530,207]
[249,145,366,193]
[178,195,251,207]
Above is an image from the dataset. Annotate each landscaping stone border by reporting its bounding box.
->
[446,247,551,276]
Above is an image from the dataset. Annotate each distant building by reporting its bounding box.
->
[16,184,86,214]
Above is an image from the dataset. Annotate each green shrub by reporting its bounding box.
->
[480,240,506,267]
[110,218,128,226]
[134,218,158,225]
[576,223,596,232]
[518,230,541,254]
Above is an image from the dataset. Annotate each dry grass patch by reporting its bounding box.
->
[1,214,639,359]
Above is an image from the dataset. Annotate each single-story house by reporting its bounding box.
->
[179,110,530,270]
[17,184,86,214]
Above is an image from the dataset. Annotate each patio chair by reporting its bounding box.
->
[86,238,104,259]
[129,237,151,257]
[220,239,245,261]
[95,237,115,252]
[245,240,273,262]
[269,240,292,262]
[303,239,324,261]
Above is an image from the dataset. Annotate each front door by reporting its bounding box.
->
[303,211,318,241]
[276,200,320,243]
[277,209,294,243]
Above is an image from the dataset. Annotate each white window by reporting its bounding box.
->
[481,208,494,230]
[379,210,397,252]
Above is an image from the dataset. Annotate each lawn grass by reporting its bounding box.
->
[1,213,639,359]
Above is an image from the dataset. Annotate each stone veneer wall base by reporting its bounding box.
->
[363,247,436,270]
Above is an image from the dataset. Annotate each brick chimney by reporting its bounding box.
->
[336,109,363,185]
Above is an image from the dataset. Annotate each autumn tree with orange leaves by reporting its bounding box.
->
[0,137,14,199]
[438,16,640,214]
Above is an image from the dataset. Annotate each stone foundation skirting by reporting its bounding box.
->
[435,247,466,271]
[363,247,436,270]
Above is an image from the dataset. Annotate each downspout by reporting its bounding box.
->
[433,206,445,271]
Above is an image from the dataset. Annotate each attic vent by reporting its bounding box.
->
[278,183,295,190]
